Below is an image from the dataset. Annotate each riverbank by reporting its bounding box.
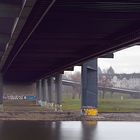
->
[0,111,140,121]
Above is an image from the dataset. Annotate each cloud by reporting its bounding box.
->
[98,45,140,73]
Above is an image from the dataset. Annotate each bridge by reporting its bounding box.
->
[62,80,140,98]
[98,86,140,98]
[1,1,140,81]
[0,0,140,114]
[62,80,80,87]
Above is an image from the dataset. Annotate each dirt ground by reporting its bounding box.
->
[2,102,140,121]
[0,111,140,121]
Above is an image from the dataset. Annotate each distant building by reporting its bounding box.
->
[99,73,140,90]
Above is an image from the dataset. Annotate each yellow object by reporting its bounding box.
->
[84,108,98,116]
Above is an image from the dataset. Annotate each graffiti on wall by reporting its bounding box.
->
[3,95,36,101]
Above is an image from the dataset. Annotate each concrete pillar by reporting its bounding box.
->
[55,74,62,111]
[81,59,98,116]
[36,81,40,104]
[47,77,54,108]
[0,73,3,111]
[47,77,53,103]
[41,79,47,107]
[37,80,42,106]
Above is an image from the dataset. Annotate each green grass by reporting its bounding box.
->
[62,97,140,112]
[98,99,140,112]
[62,98,81,111]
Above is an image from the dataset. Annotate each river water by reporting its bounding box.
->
[0,121,140,140]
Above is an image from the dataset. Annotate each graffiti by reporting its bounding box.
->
[3,95,36,101]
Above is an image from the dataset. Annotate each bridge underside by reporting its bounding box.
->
[1,0,140,82]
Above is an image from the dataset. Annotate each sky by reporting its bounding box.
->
[98,45,140,74]
[65,45,140,75]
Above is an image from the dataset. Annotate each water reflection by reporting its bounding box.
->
[59,121,82,140]
[81,121,97,140]
[0,121,139,140]
[96,122,140,140]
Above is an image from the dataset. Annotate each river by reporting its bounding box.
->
[0,121,139,140]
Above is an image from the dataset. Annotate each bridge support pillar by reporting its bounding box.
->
[54,74,62,111]
[41,79,47,107]
[81,59,98,116]
[0,73,3,111]
[47,77,54,109]
[36,81,39,104]
[36,80,42,106]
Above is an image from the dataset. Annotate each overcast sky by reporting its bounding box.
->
[98,45,140,74]
[65,45,140,75]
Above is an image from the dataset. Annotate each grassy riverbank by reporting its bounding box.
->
[62,98,140,112]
